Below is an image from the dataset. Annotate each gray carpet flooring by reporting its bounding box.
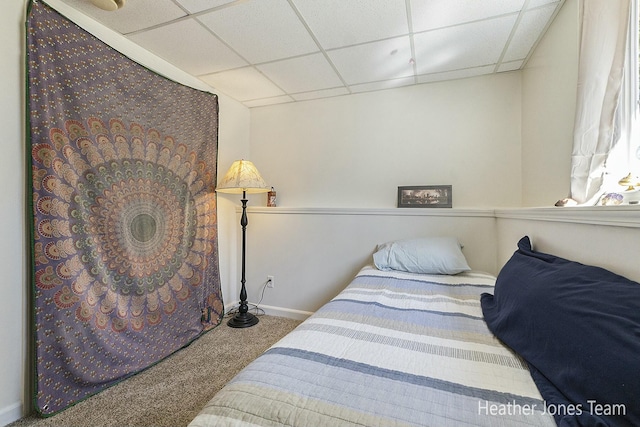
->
[9,315,301,427]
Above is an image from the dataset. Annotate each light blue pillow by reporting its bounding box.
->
[373,237,471,275]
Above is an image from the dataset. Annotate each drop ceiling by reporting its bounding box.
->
[56,0,566,108]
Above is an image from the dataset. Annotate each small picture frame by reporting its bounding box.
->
[397,185,452,208]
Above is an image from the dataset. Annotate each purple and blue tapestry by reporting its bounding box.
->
[27,1,223,415]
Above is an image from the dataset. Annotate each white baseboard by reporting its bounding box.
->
[0,402,23,427]
[257,304,313,321]
[225,301,313,321]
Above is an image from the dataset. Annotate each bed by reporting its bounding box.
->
[189,236,640,427]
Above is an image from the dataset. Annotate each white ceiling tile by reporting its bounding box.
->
[128,19,247,75]
[413,15,517,75]
[197,0,319,63]
[497,60,524,73]
[292,0,409,49]
[411,0,525,32]
[199,67,285,101]
[174,0,237,14]
[59,0,188,34]
[328,37,414,85]
[416,65,495,84]
[244,96,295,108]
[257,54,343,93]
[291,87,350,101]
[503,5,557,62]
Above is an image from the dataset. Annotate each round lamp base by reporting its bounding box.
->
[227,312,259,328]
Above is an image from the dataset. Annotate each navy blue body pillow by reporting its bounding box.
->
[481,237,640,427]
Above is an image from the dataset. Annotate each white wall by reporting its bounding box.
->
[0,1,250,424]
[250,72,523,209]
[243,73,524,318]
[243,208,497,317]
[521,0,580,206]
[495,208,640,284]
[0,2,28,425]
[244,207,640,319]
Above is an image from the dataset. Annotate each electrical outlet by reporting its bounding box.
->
[267,275,275,288]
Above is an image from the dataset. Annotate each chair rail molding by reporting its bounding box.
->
[494,206,640,228]
[243,207,495,217]
[245,206,640,228]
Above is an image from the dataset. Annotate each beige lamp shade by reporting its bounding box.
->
[216,160,269,194]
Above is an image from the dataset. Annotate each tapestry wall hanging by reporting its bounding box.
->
[27,0,223,415]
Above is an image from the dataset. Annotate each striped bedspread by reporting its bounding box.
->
[189,266,555,427]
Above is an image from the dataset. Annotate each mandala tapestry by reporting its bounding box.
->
[27,1,223,415]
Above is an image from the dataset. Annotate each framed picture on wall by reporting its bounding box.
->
[397,185,452,208]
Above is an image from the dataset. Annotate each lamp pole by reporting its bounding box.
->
[227,190,259,328]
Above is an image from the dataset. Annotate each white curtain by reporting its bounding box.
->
[570,0,631,204]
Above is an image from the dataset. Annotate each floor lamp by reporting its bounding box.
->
[216,160,269,328]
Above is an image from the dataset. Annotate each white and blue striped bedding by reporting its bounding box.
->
[190,266,555,427]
